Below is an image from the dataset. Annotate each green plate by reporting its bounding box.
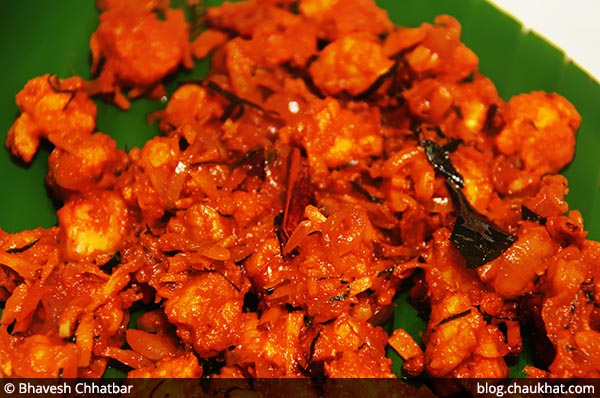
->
[1,0,599,378]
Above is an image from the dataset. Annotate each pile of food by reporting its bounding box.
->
[1,0,598,392]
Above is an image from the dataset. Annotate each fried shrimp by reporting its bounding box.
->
[2,0,598,393]
[6,75,96,163]
[87,0,192,109]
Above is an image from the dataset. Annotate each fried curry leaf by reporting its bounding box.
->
[420,139,464,188]
[447,182,517,268]
[420,139,516,268]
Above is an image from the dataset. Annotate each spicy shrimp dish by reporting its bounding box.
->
[1,0,598,395]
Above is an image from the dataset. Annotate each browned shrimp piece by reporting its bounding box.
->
[309,33,394,96]
[152,84,222,132]
[299,0,393,40]
[190,28,229,59]
[477,223,557,299]
[522,241,600,377]
[57,190,132,261]
[207,0,301,38]
[0,333,79,378]
[6,75,96,163]
[206,0,317,68]
[280,97,383,186]
[418,229,515,378]
[405,15,479,82]
[495,91,581,193]
[226,307,306,377]
[318,314,396,378]
[163,272,245,357]
[47,132,128,198]
[88,4,191,108]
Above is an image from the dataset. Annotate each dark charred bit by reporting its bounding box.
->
[420,139,464,188]
[376,265,396,278]
[355,61,398,100]
[482,103,504,136]
[371,53,416,99]
[47,74,77,95]
[304,315,313,327]
[521,205,547,225]
[264,286,276,296]
[213,270,241,292]
[474,304,518,323]
[581,281,595,304]
[232,146,266,180]
[284,303,304,312]
[432,125,445,138]
[159,209,176,226]
[297,331,326,384]
[350,180,385,204]
[274,212,287,254]
[204,80,280,122]
[453,104,463,120]
[327,294,347,303]
[6,238,40,254]
[328,285,350,303]
[47,74,77,111]
[437,308,472,328]
[234,252,253,267]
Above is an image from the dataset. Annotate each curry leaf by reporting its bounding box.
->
[447,180,517,269]
[420,139,464,188]
[420,139,517,268]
